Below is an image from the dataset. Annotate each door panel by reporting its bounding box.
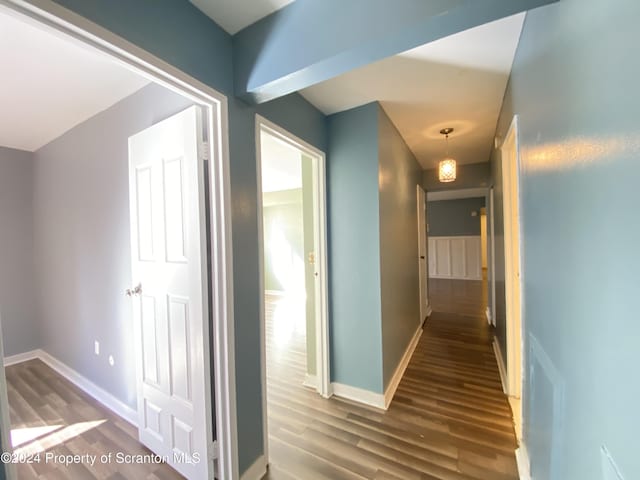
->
[128,106,210,479]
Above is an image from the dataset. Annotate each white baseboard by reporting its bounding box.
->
[303,373,317,389]
[383,326,423,408]
[3,350,40,366]
[516,443,531,480]
[429,275,482,281]
[331,382,385,410]
[4,349,138,426]
[240,454,267,480]
[486,307,492,325]
[492,338,508,394]
[264,290,284,296]
[424,304,433,324]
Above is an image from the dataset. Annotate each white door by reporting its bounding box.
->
[501,115,523,442]
[128,106,211,479]
[417,185,429,322]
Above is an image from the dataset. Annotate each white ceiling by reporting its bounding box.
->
[260,131,302,193]
[300,13,526,170]
[0,9,150,152]
[190,0,295,34]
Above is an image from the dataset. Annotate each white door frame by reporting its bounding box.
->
[501,115,524,440]
[255,114,331,466]
[489,188,497,327]
[416,185,430,323]
[0,1,238,478]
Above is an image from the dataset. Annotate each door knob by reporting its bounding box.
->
[420,256,425,259]
[126,283,142,297]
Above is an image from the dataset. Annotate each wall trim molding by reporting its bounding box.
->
[492,338,508,394]
[264,290,285,296]
[5,349,138,426]
[303,374,317,389]
[515,443,531,480]
[424,304,433,323]
[486,307,492,325]
[240,454,267,480]
[331,383,385,410]
[3,350,40,366]
[428,235,482,280]
[383,325,423,408]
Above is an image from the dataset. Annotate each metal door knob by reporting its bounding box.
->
[126,283,142,297]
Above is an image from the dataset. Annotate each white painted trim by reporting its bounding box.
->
[425,304,433,322]
[3,349,40,366]
[383,326,422,408]
[256,115,331,397]
[303,374,318,389]
[5,350,138,425]
[264,289,285,296]
[0,2,238,478]
[515,443,531,480]
[489,188,497,327]
[240,454,268,480]
[255,115,331,472]
[428,235,483,280]
[486,307,492,325]
[331,383,385,410]
[429,275,481,281]
[492,338,508,394]
[501,115,524,446]
[427,187,489,201]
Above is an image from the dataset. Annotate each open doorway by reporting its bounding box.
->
[0,3,235,479]
[256,116,329,472]
[426,191,488,317]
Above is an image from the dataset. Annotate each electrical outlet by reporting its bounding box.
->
[108,355,115,367]
[94,341,100,355]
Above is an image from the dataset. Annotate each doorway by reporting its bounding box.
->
[501,115,524,442]
[0,2,236,478]
[416,185,431,322]
[256,115,329,470]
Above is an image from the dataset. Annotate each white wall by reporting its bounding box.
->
[0,147,39,356]
[428,236,482,280]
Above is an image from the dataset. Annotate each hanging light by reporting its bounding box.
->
[438,127,457,183]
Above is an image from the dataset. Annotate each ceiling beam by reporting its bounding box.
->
[233,0,558,104]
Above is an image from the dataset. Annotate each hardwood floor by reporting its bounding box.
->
[5,359,182,479]
[428,273,488,318]
[264,279,518,480]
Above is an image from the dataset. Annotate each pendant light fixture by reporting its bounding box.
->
[438,127,457,183]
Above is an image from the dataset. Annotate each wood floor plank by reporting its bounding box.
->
[263,276,518,480]
[5,360,182,479]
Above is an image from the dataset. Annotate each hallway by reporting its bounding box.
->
[264,286,518,479]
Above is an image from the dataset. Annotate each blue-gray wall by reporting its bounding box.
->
[327,103,423,394]
[423,161,491,191]
[427,197,485,237]
[0,147,38,357]
[23,1,328,474]
[378,107,423,389]
[327,103,383,392]
[492,1,640,478]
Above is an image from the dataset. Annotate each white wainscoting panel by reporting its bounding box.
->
[428,236,482,280]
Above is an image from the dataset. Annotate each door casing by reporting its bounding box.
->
[255,114,330,469]
[0,1,238,478]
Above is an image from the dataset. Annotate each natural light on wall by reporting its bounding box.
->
[268,222,306,347]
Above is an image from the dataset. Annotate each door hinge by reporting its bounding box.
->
[202,141,210,161]
[210,440,219,460]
